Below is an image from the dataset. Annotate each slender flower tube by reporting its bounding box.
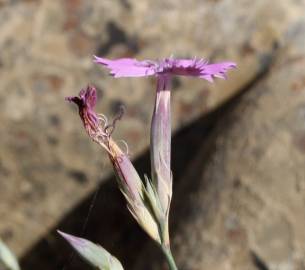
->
[150,74,172,230]
[66,86,160,243]
[94,55,236,246]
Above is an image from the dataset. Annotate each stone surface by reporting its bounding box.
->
[134,5,305,270]
[0,0,294,260]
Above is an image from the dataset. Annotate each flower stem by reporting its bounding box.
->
[161,245,178,270]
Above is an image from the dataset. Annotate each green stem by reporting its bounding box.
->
[161,245,178,270]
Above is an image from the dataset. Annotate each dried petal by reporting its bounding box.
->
[66,86,99,135]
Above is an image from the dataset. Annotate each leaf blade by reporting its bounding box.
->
[58,231,124,270]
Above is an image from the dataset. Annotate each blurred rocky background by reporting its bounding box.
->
[0,0,305,270]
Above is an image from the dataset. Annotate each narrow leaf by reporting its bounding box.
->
[0,239,20,270]
[58,231,124,270]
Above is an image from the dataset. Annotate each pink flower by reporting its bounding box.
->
[94,55,236,218]
[94,55,236,241]
[94,56,236,82]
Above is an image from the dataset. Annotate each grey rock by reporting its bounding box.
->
[0,0,286,258]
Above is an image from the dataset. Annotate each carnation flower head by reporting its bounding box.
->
[66,86,140,205]
[66,86,162,243]
[94,55,236,82]
[94,54,236,232]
